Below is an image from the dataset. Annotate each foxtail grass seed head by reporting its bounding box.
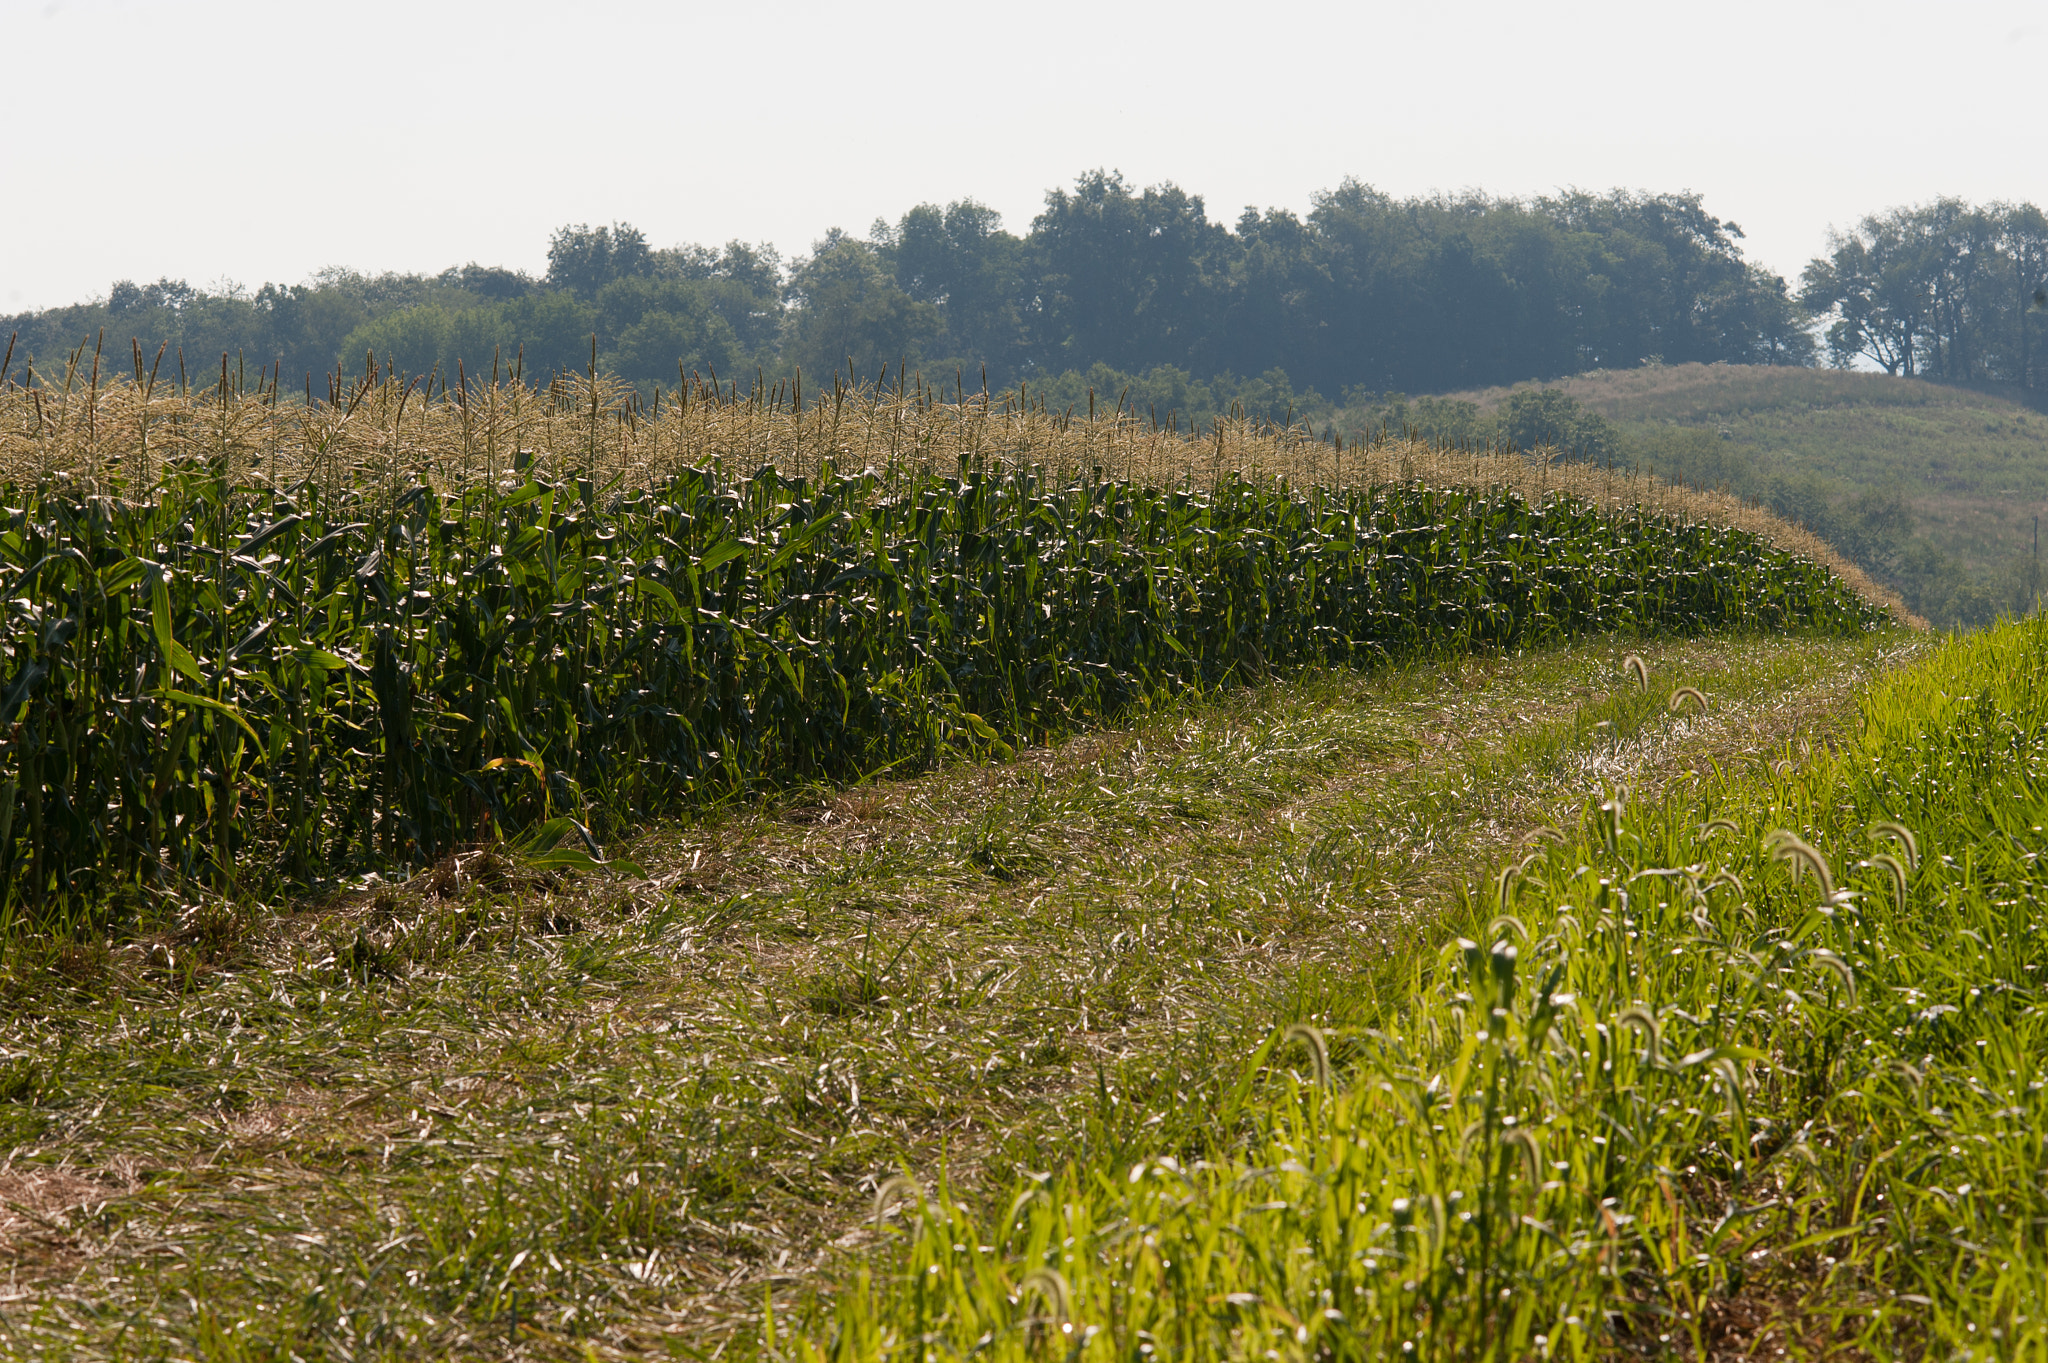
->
[1765,829,1836,898]
[1806,947,1858,1003]
[1865,851,1910,907]
[1017,1267,1073,1324]
[1281,1023,1332,1089]
[872,1174,923,1232]
[1616,1005,1662,1065]
[1487,913,1529,945]
[1870,820,1920,870]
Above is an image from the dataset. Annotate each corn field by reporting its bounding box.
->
[0,351,1889,931]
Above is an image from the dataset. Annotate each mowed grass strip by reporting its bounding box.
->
[0,630,1910,1360]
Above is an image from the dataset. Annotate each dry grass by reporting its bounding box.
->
[1440,360,2017,421]
[0,362,1907,621]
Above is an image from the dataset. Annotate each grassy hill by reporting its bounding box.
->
[1436,364,2048,626]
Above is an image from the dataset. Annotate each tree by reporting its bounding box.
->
[1535,189,1758,370]
[445,264,534,301]
[882,200,1031,379]
[1745,270,1819,367]
[2000,203,2048,390]
[1499,388,1617,464]
[1214,206,1328,386]
[610,306,743,387]
[782,231,941,383]
[1800,199,2048,384]
[1,175,1861,409]
[546,222,654,298]
[1030,170,1228,375]
[1802,218,1927,374]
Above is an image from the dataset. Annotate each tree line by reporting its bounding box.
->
[9,177,2044,425]
[5,172,1822,410]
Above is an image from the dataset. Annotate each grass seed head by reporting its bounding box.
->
[1281,1023,1332,1089]
[1870,820,1920,870]
[872,1174,923,1232]
[1616,1005,1662,1065]
[1805,947,1858,1003]
[1864,851,1910,907]
[1668,685,1708,713]
[1765,829,1836,898]
[1017,1266,1073,1324]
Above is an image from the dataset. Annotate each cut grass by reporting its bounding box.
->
[0,628,1915,1359]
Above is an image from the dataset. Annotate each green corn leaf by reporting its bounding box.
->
[99,556,149,596]
[151,575,206,686]
[507,816,645,878]
[698,538,748,572]
[632,577,680,612]
[237,513,303,558]
[160,688,265,752]
[505,525,547,560]
[292,644,351,674]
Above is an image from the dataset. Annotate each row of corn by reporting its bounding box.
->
[0,376,1885,929]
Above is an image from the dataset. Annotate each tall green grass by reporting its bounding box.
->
[815,616,2048,1359]
[0,397,1879,935]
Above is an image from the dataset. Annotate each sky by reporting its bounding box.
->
[2,0,2042,315]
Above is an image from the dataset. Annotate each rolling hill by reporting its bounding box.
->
[1434,364,2048,626]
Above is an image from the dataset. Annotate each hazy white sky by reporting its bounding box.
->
[3,0,2041,314]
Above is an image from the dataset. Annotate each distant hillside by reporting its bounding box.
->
[1352,364,2048,627]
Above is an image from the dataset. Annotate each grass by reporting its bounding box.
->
[0,628,1912,1359]
[828,610,2048,1360]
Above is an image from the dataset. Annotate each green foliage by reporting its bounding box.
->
[1338,391,1491,449]
[596,277,747,385]
[1498,388,1619,464]
[1024,363,1327,432]
[1335,387,1619,466]
[1802,199,2048,385]
[0,419,1877,933]
[333,268,780,394]
[1459,364,2048,628]
[820,614,2048,1357]
[3,173,1856,409]
[1029,172,1228,377]
[1344,365,2048,629]
[545,222,653,298]
[879,200,1032,372]
[782,232,943,382]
